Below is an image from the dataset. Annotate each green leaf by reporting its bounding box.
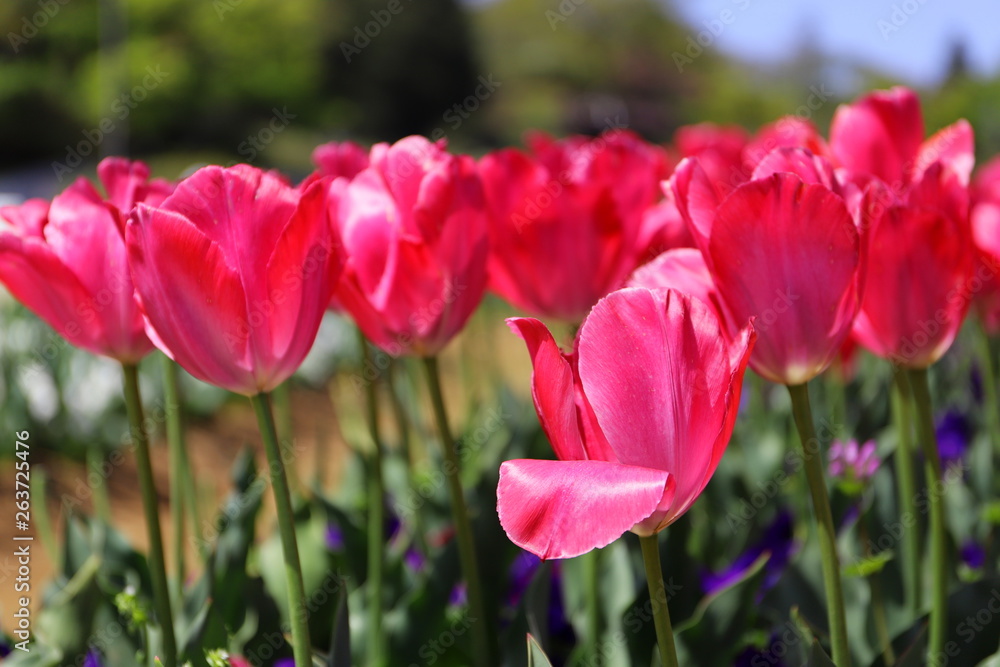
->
[843,550,894,578]
[527,634,554,667]
[326,575,352,667]
[804,640,837,667]
[981,500,1000,525]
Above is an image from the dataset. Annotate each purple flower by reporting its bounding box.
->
[449,582,468,608]
[702,510,795,600]
[828,439,879,484]
[275,660,296,667]
[325,523,345,552]
[507,550,542,608]
[960,540,985,570]
[936,410,972,468]
[384,513,402,543]
[83,649,102,667]
[404,547,426,573]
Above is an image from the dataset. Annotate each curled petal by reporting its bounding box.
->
[497,459,673,560]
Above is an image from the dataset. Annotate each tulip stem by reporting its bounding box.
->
[358,334,386,667]
[272,381,301,494]
[890,367,922,614]
[907,368,948,661]
[161,355,186,595]
[787,383,851,667]
[638,535,678,667]
[87,446,112,522]
[583,548,602,664]
[121,363,177,667]
[250,392,312,665]
[423,356,492,667]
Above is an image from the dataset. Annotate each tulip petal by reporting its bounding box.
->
[708,174,860,384]
[853,200,974,367]
[128,205,255,394]
[577,288,734,515]
[628,247,716,308]
[751,147,837,191]
[0,232,107,356]
[830,86,924,185]
[507,318,589,462]
[47,178,150,359]
[668,158,720,260]
[914,119,974,187]
[260,180,340,388]
[497,459,673,560]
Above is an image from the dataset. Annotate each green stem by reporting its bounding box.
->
[121,363,177,667]
[583,548,602,664]
[250,392,312,664]
[861,512,896,665]
[358,334,385,667]
[272,380,301,494]
[31,468,59,570]
[87,446,112,522]
[422,356,492,667]
[161,355,186,593]
[907,368,948,661]
[787,383,851,667]
[638,535,678,667]
[389,360,429,556]
[891,368,922,614]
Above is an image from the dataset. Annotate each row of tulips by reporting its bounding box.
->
[0,85,998,665]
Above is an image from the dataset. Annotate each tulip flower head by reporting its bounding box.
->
[127,164,343,396]
[833,87,976,367]
[332,136,489,356]
[971,156,1000,332]
[497,287,755,559]
[669,148,863,385]
[312,140,370,180]
[0,158,172,362]
[480,130,668,322]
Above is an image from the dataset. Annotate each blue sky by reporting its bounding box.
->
[665,0,1000,86]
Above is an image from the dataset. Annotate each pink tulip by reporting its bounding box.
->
[331,136,488,356]
[672,123,749,194]
[497,287,755,559]
[480,130,668,322]
[0,158,172,362]
[312,140,370,180]
[971,157,1000,333]
[670,149,864,385]
[126,164,342,395]
[834,88,976,367]
[830,86,974,192]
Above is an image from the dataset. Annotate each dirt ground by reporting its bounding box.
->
[0,386,350,630]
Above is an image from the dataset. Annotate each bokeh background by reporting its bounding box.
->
[1,0,999,641]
